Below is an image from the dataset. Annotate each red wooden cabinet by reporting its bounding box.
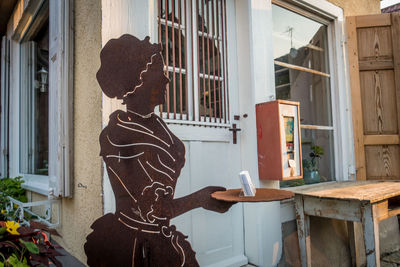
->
[256,100,302,180]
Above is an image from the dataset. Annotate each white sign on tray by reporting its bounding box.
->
[239,171,256,197]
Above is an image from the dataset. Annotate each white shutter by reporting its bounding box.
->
[0,37,10,177]
[48,0,73,197]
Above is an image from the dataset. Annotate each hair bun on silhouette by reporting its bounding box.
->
[96,34,162,99]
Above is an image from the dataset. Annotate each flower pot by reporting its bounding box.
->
[303,170,320,184]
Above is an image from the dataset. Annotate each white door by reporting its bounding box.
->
[101,0,246,266]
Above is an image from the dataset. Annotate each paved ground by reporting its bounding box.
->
[241,252,400,267]
[51,246,400,267]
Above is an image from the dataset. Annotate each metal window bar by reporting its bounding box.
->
[157,0,228,124]
[158,0,163,117]
[211,0,216,120]
[178,0,183,117]
[206,0,211,120]
[190,0,195,121]
[165,0,170,118]
[200,0,206,121]
[184,0,189,120]
[216,0,221,121]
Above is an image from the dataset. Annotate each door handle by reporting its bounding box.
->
[229,124,241,144]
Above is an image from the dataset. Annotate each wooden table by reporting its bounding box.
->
[291,181,400,267]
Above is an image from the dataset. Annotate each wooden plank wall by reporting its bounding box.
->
[347,13,400,180]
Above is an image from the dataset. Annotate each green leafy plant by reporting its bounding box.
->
[0,177,27,221]
[303,145,324,172]
[0,221,63,266]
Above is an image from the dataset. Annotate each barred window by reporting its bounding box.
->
[158,0,229,125]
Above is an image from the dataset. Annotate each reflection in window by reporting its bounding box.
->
[20,18,49,175]
[273,4,335,182]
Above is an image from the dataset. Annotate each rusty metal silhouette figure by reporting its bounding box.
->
[84,35,234,267]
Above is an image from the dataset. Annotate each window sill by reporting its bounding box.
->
[21,176,49,196]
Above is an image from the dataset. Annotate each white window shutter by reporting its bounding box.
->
[0,37,10,178]
[48,0,73,197]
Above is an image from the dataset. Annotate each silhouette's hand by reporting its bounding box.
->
[197,186,236,213]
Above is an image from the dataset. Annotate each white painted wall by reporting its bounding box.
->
[235,0,283,266]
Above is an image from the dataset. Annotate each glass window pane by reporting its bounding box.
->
[273,4,329,74]
[301,128,335,181]
[20,20,49,175]
[162,71,187,116]
[199,77,222,118]
[273,3,335,183]
[160,0,186,69]
[275,68,332,127]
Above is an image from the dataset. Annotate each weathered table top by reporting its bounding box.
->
[288,180,400,203]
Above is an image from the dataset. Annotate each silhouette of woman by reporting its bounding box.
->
[84,35,233,267]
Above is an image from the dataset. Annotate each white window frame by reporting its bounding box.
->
[271,0,355,181]
[4,0,73,197]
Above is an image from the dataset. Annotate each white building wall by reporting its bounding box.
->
[236,0,282,266]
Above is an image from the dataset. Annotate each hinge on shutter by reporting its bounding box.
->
[348,164,356,180]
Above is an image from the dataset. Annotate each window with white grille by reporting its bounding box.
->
[157,0,229,125]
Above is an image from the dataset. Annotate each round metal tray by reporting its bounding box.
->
[211,188,294,202]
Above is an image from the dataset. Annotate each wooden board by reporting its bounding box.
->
[347,13,400,181]
[211,188,294,202]
[292,181,400,203]
[355,13,391,28]
[347,16,366,180]
[360,70,397,135]
[365,145,400,179]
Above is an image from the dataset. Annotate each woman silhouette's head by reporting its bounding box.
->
[97,35,168,108]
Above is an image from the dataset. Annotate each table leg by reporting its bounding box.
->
[295,195,311,267]
[361,204,380,267]
[347,221,357,267]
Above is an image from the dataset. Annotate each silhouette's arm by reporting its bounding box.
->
[165,186,235,218]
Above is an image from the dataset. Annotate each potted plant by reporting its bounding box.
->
[302,145,324,184]
[0,220,63,266]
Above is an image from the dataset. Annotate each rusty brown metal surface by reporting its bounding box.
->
[211,188,294,202]
[85,34,234,267]
[229,123,241,144]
